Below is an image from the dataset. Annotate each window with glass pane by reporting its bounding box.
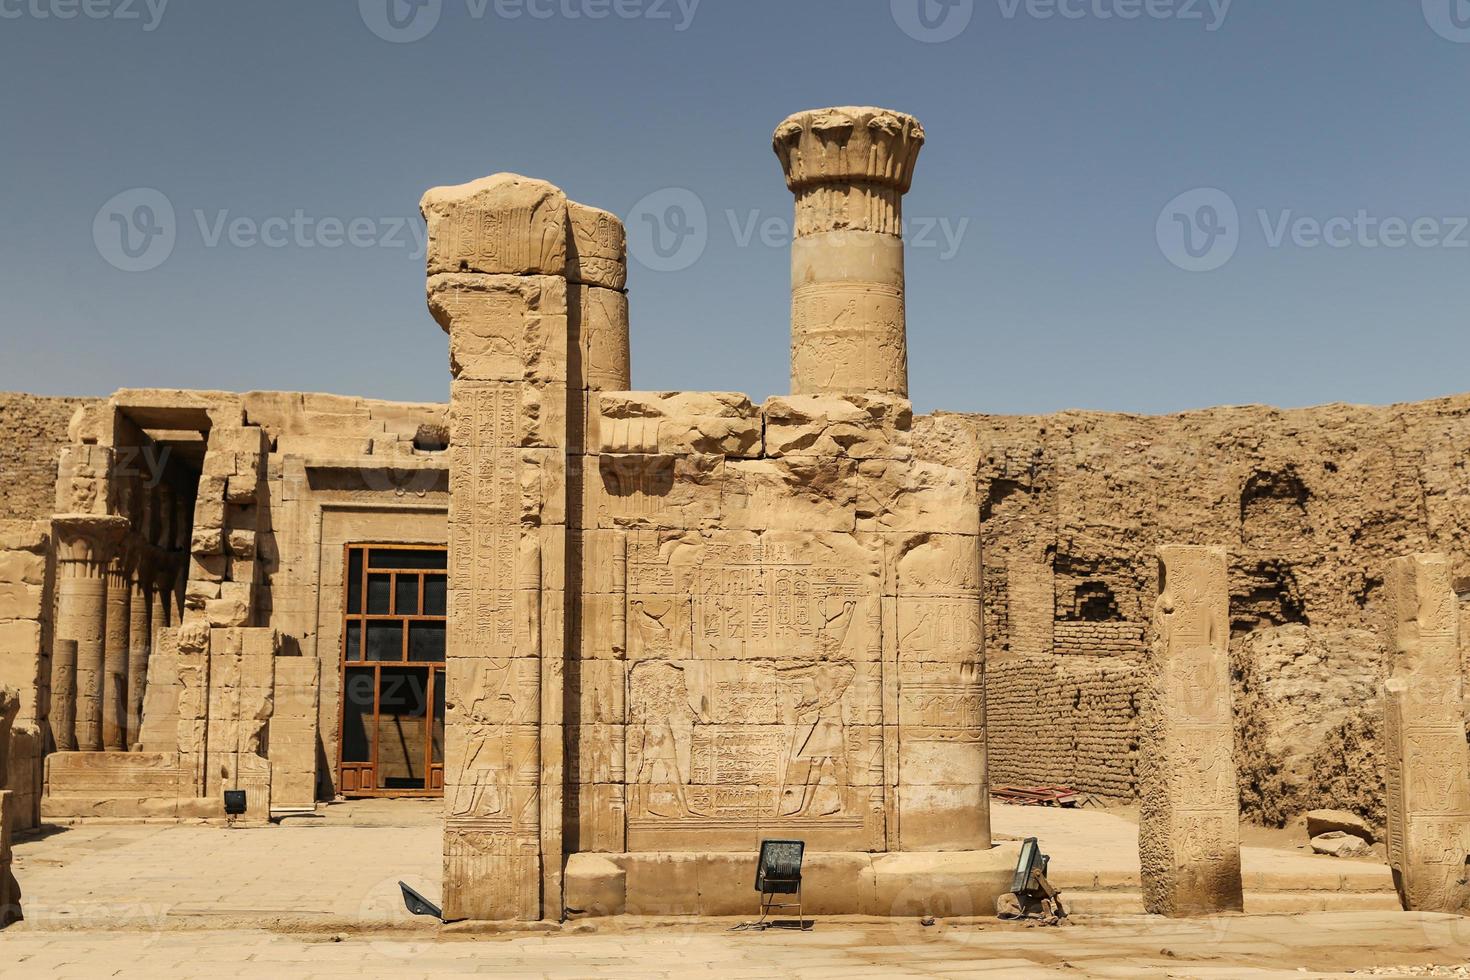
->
[338,544,450,799]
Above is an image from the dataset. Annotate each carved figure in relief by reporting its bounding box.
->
[632,599,676,657]
[1407,741,1463,812]
[778,661,855,817]
[631,661,704,817]
[816,599,857,657]
[450,659,516,820]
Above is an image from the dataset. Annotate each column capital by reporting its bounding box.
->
[51,515,130,573]
[774,107,926,228]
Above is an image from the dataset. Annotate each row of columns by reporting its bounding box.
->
[51,515,186,753]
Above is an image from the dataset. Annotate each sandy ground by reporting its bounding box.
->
[6,800,1465,978]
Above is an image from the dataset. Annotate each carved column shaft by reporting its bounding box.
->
[127,550,153,748]
[775,107,925,398]
[103,545,134,751]
[52,515,128,753]
[49,640,79,753]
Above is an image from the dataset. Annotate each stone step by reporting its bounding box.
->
[1061,890,1403,916]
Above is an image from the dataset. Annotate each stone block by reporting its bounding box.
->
[593,391,761,458]
[764,394,911,460]
[567,201,627,291]
[429,274,569,385]
[421,173,568,277]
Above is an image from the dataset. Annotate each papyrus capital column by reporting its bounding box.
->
[51,515,128,753]
[774,106,925,398]
[103,542,135,751]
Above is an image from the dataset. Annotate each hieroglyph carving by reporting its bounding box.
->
[1382,553,1470,915]
[1139,545,1243,917]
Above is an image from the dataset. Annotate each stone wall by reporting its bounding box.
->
[0,521,54,832]
[0,394,93,522]
[917,395,1470,821]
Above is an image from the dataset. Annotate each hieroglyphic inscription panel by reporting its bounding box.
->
[621,530,885,850]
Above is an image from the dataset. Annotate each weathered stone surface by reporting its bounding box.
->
[1138,545,1243,917]
[0,789,18,927]
[776,108,924,397]
[1382,553,1470,915]
[566,202,627,291]
[1311,832,1372,858]
[593,392,760,458]
[421,173,568,277]
[1307,809,1376,845]
[428,274,569,385]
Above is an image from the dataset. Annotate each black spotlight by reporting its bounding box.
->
[399,881,443,921]
[223,790,247,816]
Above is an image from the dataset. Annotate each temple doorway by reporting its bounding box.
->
[337,545,447,798]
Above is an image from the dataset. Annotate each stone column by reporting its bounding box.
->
[52,515,127,753]
[774,106,925,398]
[126,549,152,748]
[103,543,134,751]
[49,640,78,752]
[1138,545,1243,916]
[422,172,573,922]
[1382,553,1470,914]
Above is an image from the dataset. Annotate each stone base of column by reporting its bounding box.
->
[561,848,1018,918]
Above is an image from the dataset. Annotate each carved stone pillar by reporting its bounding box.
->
[49,640,78,752]
[774,107,925,397]
[422,172,573,922]
[126,548,153,748]
[103,542,134,751]
[1138,545,1243,916]
[1382,553,1470,914]
[52,515,128,753]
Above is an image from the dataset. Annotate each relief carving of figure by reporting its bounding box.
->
[778,661,855,817]
[450,660,516,821]
[631,661,704,817]
[816,598,857,658]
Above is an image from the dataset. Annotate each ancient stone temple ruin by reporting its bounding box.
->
[3,105,1470,925]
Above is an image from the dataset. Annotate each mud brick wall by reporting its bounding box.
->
[0,394,94,522]
[1053,621,1146,656]
[986,657,1140,799]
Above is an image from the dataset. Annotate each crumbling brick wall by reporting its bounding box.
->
[0,394,94,522]
[986,658,1140,799]
[917,394,1470,819]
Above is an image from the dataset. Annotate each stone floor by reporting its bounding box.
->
[6,800,1468,978]
[6,914,1470,978]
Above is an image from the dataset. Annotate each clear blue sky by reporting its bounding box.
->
[3,1,1468,416]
